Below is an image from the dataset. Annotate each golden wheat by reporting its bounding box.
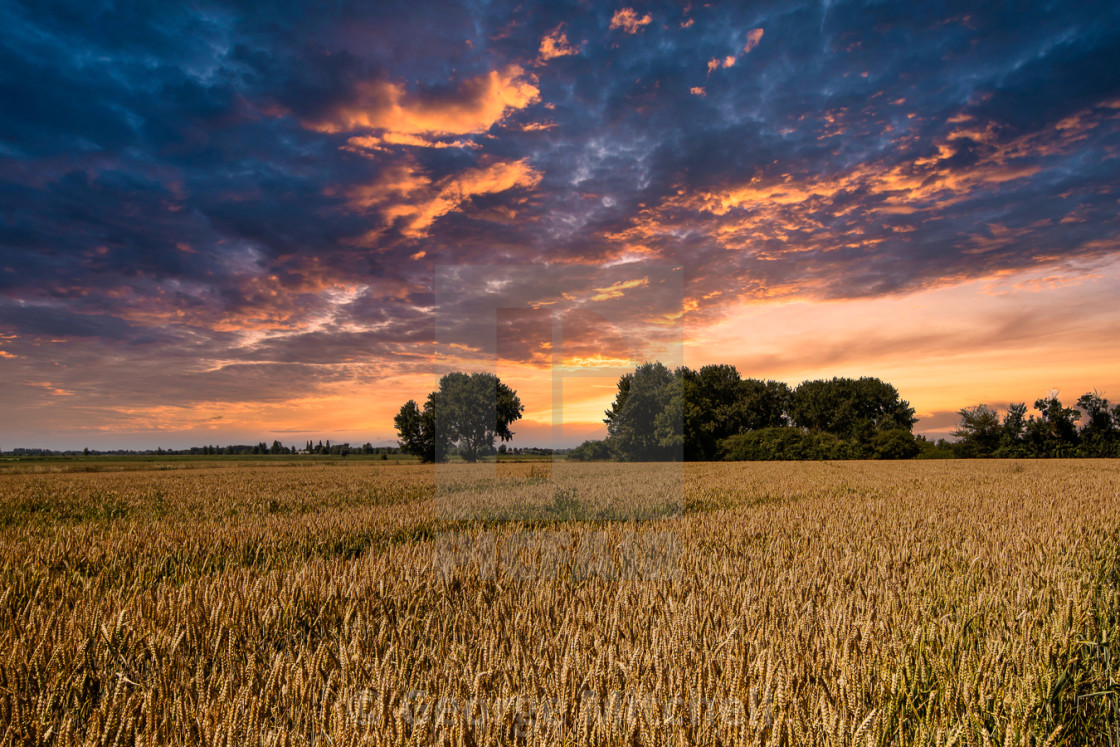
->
[0,459,1117,745]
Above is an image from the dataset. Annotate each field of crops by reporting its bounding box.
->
[1,459,1118,745]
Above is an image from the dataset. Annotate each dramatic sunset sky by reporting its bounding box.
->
[2,1,1120,449]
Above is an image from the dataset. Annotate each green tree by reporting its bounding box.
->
[914,435,955,459]
[393,397,445,463]
[604,362,683,461]
[871,429,920,459]
[567,439,612,461]
[394,373,524,463]
[432,372,524,462]
[681,364,742,461]
[680,365,791,460]
[789,377,916,453]
[1077,391,1117,457]
[735,378,791,431]
[953,404,1002,457]
[994,402,1029,457]
[720,427,854,461]
[1026,393,1080,457]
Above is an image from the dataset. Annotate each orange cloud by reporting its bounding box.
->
[743,28,764,53]
[590,277,650,301]
[379,158,542,238]
[343,133,480,152]
[345,162,430,211]
[637,112,1080,239]
[539,26,579,61]
[596,102,1120,311]
[305,65,539,144]
[29,381,75,396]
[706,28,764,75]
[707,56,736,73]
[690,86,705,96]
[610,8,652,34]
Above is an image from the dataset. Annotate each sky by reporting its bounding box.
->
[2,0,1120,450]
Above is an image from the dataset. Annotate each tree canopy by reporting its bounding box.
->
[680,365,790,460]
[603,362,683,461]
[394,372,524,462]
[788,377,916,444]
[952,391,1118,458]
[599,365,918,461]
[392,364,1119,463]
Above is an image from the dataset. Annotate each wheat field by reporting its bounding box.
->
[0,459,1117,745]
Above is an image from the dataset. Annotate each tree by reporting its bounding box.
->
[567,439,612,461]
[871,429,920,459]
[393,397,445,463]
[953,404,1002,457]
[681,364,744,461]
[394,372,524,463]
[720,427,853,461]
[996,403,1029,457]
[1077,391,1118,457]
[680,365,791,460]
[789,377,916,453]
[1026,393,1080,457]
[604,362,683,461]
[914,435,955,459]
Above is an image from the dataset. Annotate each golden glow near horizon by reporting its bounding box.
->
[7,254,1118,448]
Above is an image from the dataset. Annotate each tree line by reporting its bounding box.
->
[952,392,1120,458]
[2,442,405,458]
[393,363,921,462]
[392,363,1120,462]
[570,362,921,461]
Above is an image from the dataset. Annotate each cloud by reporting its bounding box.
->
[743,28,764,54]
[710,56,737,72]
[302,65,540,143]
[708,28,763,73]
[354,158,542,238]
[610,8,652,34]
[343,133,480,151]
[590,277,650,302]
[538,26,580,62]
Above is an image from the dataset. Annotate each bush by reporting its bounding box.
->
[567,439,613,461]
[719,428,856,461]
[871,429,920,460]
[915,436,955,459]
